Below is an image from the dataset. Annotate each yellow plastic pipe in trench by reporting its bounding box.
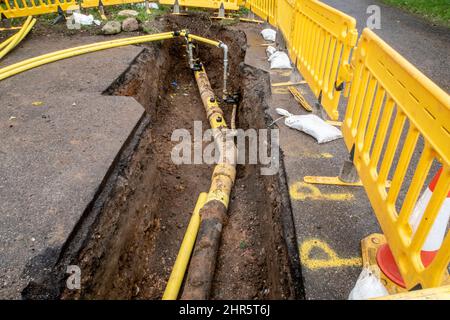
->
[162,193,208,300]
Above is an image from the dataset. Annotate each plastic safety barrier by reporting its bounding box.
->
[0,0,151,19]
[159,0,239,10]
[276,0,295,50]
[0,0,78,19]
[244,0,276,25]
[290,0,358,120]
[343,28,450,289]
[82,0,149,7]
[245,0,358,120]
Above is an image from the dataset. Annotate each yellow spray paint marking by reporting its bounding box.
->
[300,239,362,270]
[283,149,334,159]
[320,153,334,159]
[289,181,354,201]
[272,87,290,95]
[271,69,292,77]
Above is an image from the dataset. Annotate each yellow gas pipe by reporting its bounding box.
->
[0,32,176,81]
[162,193,208,300]
[162,30,234,299]
[163,66,236,300]
[180,30,229,99]
[0,16,36,60]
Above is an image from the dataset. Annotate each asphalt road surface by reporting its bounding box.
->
[322,0,450,92]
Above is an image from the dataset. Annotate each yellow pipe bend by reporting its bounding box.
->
[187,34,221,47]
[0,32,225,82]
[0,16,35,60]
[162,193,208,300]
[0,33,175,81]
[0,33,17,51]
[15,18,37,44]
[0,31,175,75]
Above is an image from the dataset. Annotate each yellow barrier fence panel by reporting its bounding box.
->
[81,0,153,9]
[158,0,239,10]
[374,285,450,300]
[244,0,276,25]
[1,0,78,19]
[276,0,295,48]
[343,28,450,289]
[290,0,358,120]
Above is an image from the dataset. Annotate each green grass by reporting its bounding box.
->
[237,6,251,16]
[381,0,450,27]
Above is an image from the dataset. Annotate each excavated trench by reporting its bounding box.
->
[59,15,302,300]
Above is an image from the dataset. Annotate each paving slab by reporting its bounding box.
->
[0,34,145,299]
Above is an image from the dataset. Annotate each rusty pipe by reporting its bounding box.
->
[181,67,237,300]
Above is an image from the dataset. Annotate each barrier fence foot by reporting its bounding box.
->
[304,173,390,187]
[211,16,234,21]
[174,0,181,14]
[304,149,363,187]
[339,157,360,183]
[313,101,328,120]
[52,6,66,25]
[326,120,342,127]
[0,26,21,31]
[272,80,306,87]
[0,14,17,31]
[238,18,264,24]
[0,16,21,32]
[303,176,363,187]
[98,1,107,21]
[218,3,225,18]
[304,147,391,187]
[145,0,151,14]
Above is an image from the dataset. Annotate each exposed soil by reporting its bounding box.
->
[59,15,299,300]
[0,8,168,44]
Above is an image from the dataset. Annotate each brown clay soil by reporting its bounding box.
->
[58,14,299,300]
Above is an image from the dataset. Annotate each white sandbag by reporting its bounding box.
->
[261,29,276,42]
[276,108,342,143]
[73,12,95,25]
[348,268,389,300]
[268,51,292,69]
[285,114,342,143]
[276,108,293,117]
[135,2,159,9]
[266,46,277,58]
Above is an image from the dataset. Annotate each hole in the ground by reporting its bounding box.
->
[57,15,300,300]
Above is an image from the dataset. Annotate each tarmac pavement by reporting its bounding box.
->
[0,35,145,299]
